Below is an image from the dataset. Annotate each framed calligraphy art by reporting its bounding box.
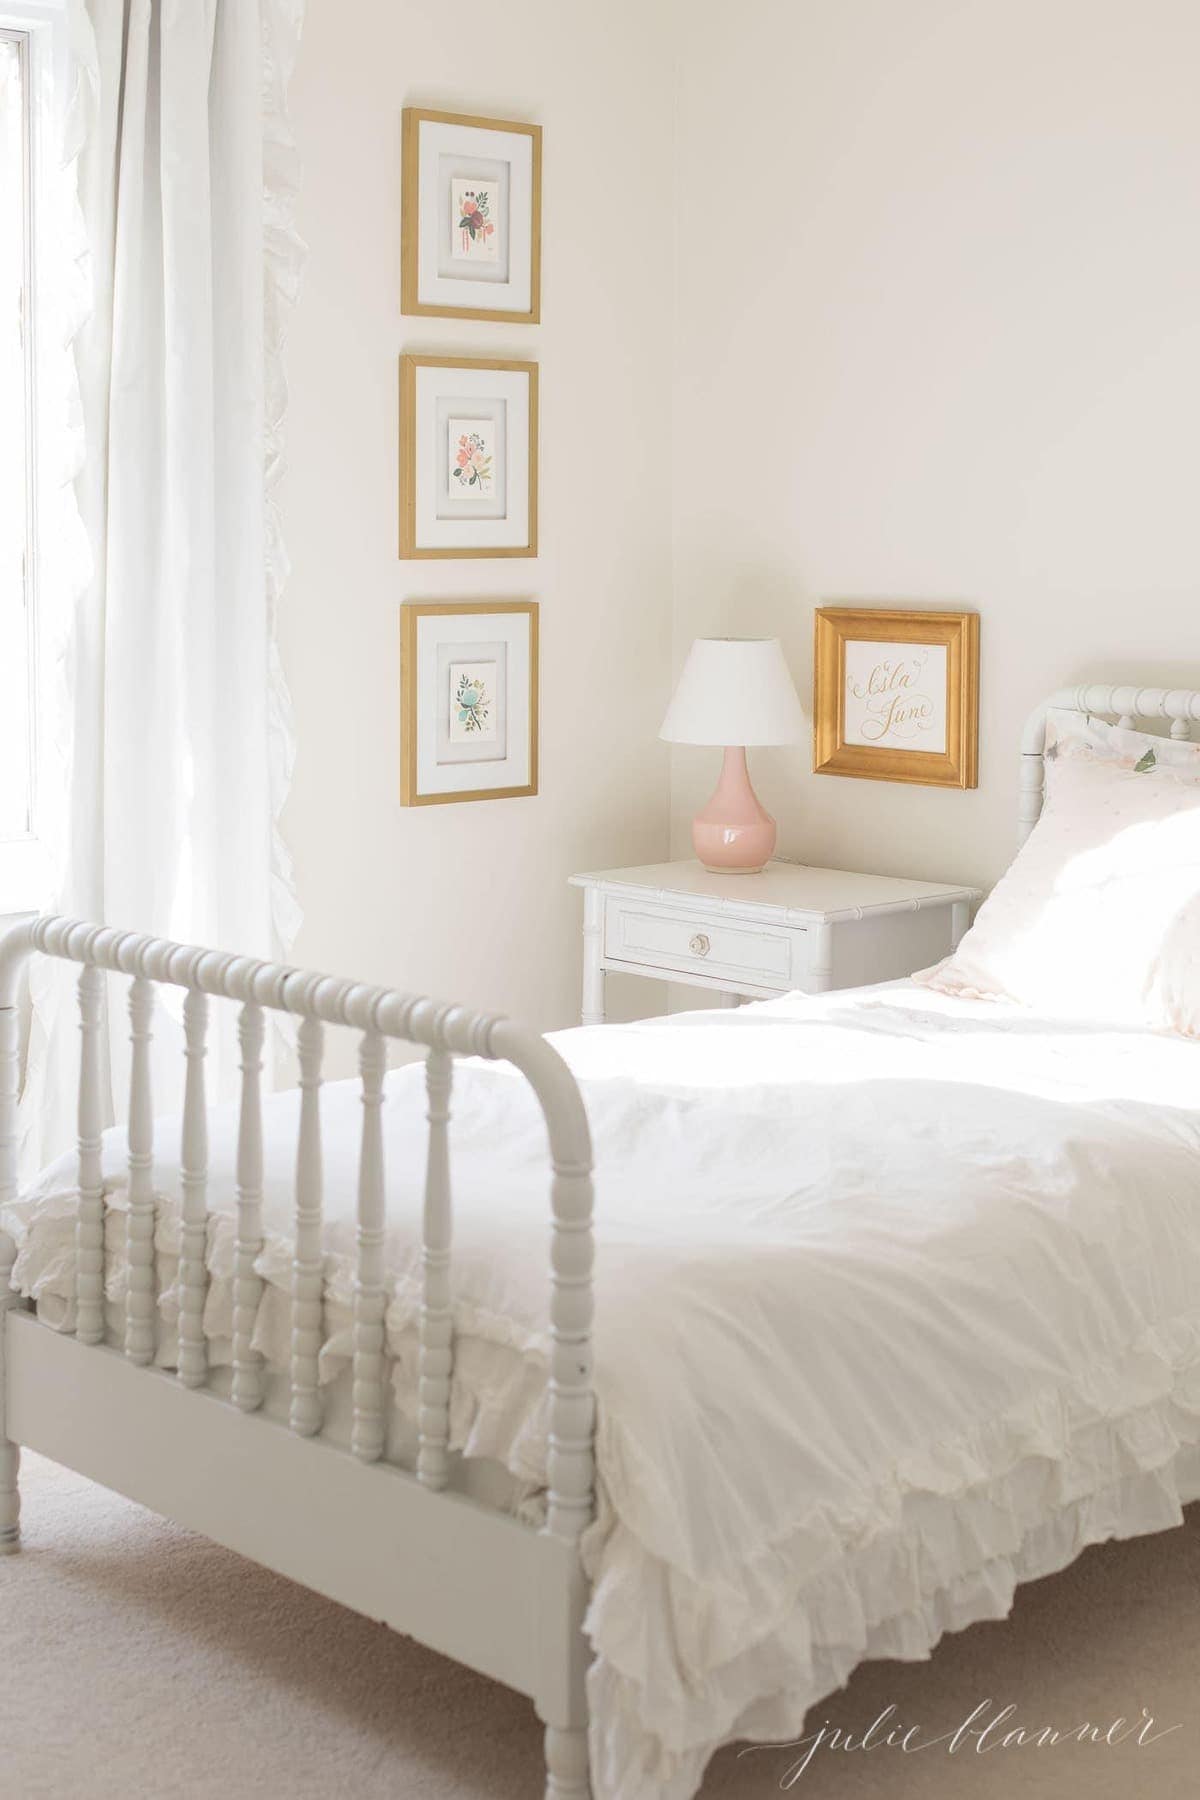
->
[813,606,979,788]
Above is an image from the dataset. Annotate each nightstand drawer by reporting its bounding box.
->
[603,896,805,989]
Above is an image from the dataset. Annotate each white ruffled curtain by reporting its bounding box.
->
[21,0,304,1174]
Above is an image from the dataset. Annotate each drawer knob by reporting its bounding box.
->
[689,932,711,957]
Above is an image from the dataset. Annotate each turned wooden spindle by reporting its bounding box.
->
[352,1029,387,1462]
[290,1015,325,1436]
[124,976,157,1366]
[0,1394,12,1559]
[232,1000,266,1411]
[75,963,106,1346]
[544,1726,591,1800]
[417,1048,453,1491]
[178,987,209,1388]
[544,1160,596,1545]
[541,1154,597,1796]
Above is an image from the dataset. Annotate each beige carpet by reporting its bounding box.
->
[1,1453,1196,1800]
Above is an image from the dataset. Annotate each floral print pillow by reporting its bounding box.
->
[1041,707,1200,783]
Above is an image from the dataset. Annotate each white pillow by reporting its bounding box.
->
[917,708,1200,1035]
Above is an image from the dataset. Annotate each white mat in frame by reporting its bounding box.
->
[401,109,541,324]
[400,356,538,560]
[400,600,538,804]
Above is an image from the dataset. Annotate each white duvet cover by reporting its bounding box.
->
[6,982,1200,1800]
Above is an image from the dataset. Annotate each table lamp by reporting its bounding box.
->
[660,637,805,873]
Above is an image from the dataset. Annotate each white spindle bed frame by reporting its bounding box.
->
[1,681,1197,1799]
[0,929,595,1798]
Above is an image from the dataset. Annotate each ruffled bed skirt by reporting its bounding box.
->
[7,1188,1200,1800]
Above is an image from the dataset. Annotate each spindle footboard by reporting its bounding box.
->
[0,917,596,1800]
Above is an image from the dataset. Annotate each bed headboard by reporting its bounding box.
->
[1019,684,1200,844]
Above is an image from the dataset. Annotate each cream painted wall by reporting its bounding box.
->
[671,0,1200,892]
[281,0,1200,1050]
[278,1,675,1051]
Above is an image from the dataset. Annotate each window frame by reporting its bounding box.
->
[0,2,64,917]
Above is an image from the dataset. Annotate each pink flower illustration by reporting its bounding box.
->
[450,429,493,493]
[458,188,494,253]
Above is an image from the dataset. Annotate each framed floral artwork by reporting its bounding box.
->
[400,600,538,805]
[399,355,538,560]
[813,605,979,787]
[402,108,542,324]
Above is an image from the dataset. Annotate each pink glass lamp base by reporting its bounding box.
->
[692,746,776,873]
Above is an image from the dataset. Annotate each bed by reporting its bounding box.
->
[2,681,1200,1800]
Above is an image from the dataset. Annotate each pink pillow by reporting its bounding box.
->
[917,709,1200,1035]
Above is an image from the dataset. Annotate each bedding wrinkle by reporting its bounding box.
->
[7,981,1200,1799]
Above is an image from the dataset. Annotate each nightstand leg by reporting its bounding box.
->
[581,888,606,1026]
[951,899,971,948]
[808,923,833,994]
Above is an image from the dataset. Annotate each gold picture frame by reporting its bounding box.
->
[400,600,539,806]
[401,107,542,325]
[813,605,979,788]
[399,354,538,560]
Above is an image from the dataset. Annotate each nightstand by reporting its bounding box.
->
[567,861,979,1025]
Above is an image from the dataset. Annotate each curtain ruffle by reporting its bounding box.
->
[17,2,99,1181]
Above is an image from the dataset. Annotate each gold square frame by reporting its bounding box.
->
[813,605,979,788]
[399,354,539,561]
[401,107,542,325]
[400,600,539,806]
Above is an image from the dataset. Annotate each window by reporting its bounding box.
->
[0,28,32,854]
[0,2,64,917]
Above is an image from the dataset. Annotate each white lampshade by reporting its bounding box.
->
[659,638,805,747]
